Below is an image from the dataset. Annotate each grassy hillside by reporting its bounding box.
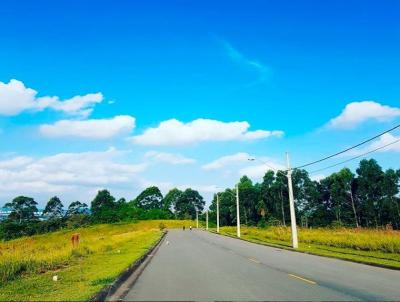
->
[0,220,194,301]
[216,226,400,269]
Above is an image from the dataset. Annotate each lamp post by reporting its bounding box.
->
[236,184,240,238]
[248,155,298,249]
[206,210,209,230]
[286,153,298,248]
[216,193,220,233]
[215,186,240,237]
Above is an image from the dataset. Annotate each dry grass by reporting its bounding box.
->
[0,220,194,284]
[220,226,400,253]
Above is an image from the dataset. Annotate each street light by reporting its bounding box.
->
[216,193,220,233]
[236,184,240,238]
[248,155,298,249]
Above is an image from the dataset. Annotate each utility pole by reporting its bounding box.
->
[236,184,241,238]
[286,152,298,249]
[216,193,220,233]
[206,210,209,230]
[196,210,199,229]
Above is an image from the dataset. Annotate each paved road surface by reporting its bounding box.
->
[124,230,400,301]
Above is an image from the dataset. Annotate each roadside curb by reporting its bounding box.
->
[209,230,400,271]
[91,230,167,302]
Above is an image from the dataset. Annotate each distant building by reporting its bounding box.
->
[0,208,44,221]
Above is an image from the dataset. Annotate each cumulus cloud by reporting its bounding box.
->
[202,152,251,170]
[129,118,283,146]
[40,115,135,139]
[328,101,400,129]
[144,151,196,165]
[239,160,285,179]
[347,133,400,156]
[0,79,103,117]
[0,148,147,201]
[0,156,33,169]
[202,152,284,179]
[310,174,326,182]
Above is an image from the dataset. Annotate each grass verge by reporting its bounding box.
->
[0,220,194,301]
[213,226,400,270]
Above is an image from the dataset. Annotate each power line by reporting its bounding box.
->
[248,158,288,177]
[309,138,400,175]
[294,124,400,169]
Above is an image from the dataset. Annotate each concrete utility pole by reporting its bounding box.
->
[286,152,299,249]
[236,184,241,238]
[206,210,209,230]
[196,210,199,229]
[216,193,220,233]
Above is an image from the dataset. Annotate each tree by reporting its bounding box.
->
[66,201,89,217]
[175,189,205,219]
[260,171,284,225]
[271,171,289,226]
[91,190,116,223]
[210,190,236,226]
[332,168,359,227]
[43,196,64,220]
[381,169,400,228]
[356,159,385,227]
[163,188,183,213]
[238,176,259,225]
[5,196,38,223]
[133,186,164,210]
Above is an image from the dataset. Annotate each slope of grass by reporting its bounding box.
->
[0,220,194,301]
[216,226,400,269]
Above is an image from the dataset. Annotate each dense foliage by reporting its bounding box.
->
[209,159,400,229]
[1,158,399,240]
[0,186,204,240]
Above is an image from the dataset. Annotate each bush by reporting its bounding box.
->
[65,214,90,229]
[0,220,40,240]
[329,220,345,229]
[257,219,267,229]
[159,222,166,231]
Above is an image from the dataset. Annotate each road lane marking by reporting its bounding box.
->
[248,257,261,264]
[288,274,317,285]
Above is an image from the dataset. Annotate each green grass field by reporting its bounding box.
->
[215,226,400,269]
[0,220,194,301]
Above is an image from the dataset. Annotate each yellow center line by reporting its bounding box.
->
[288,274,317,285]
[248,257,261,264]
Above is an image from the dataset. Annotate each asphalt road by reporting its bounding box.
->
[124,229,400,301]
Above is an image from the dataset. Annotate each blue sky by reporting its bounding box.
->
[0,0,399,207]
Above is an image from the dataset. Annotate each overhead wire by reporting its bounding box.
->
[294,124,400,169]
[308,138,400,175]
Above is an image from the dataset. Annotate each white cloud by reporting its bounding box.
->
[202,152,285,180]
[240,160,285,179]
[129,118,283,146]
[40,115,135,139]
[0,148,147,203]
[0,79,103,117]
[347,133,400,156]
[144,151,196,165]
[202,152,251,170]
[311,174,325,182]
[0,156,33,169]
[329,101,400,129]
[371,133,400,152]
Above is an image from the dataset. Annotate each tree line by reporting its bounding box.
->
[208,159,400,229]
[0,187,205,240]
[1,157,399,240]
